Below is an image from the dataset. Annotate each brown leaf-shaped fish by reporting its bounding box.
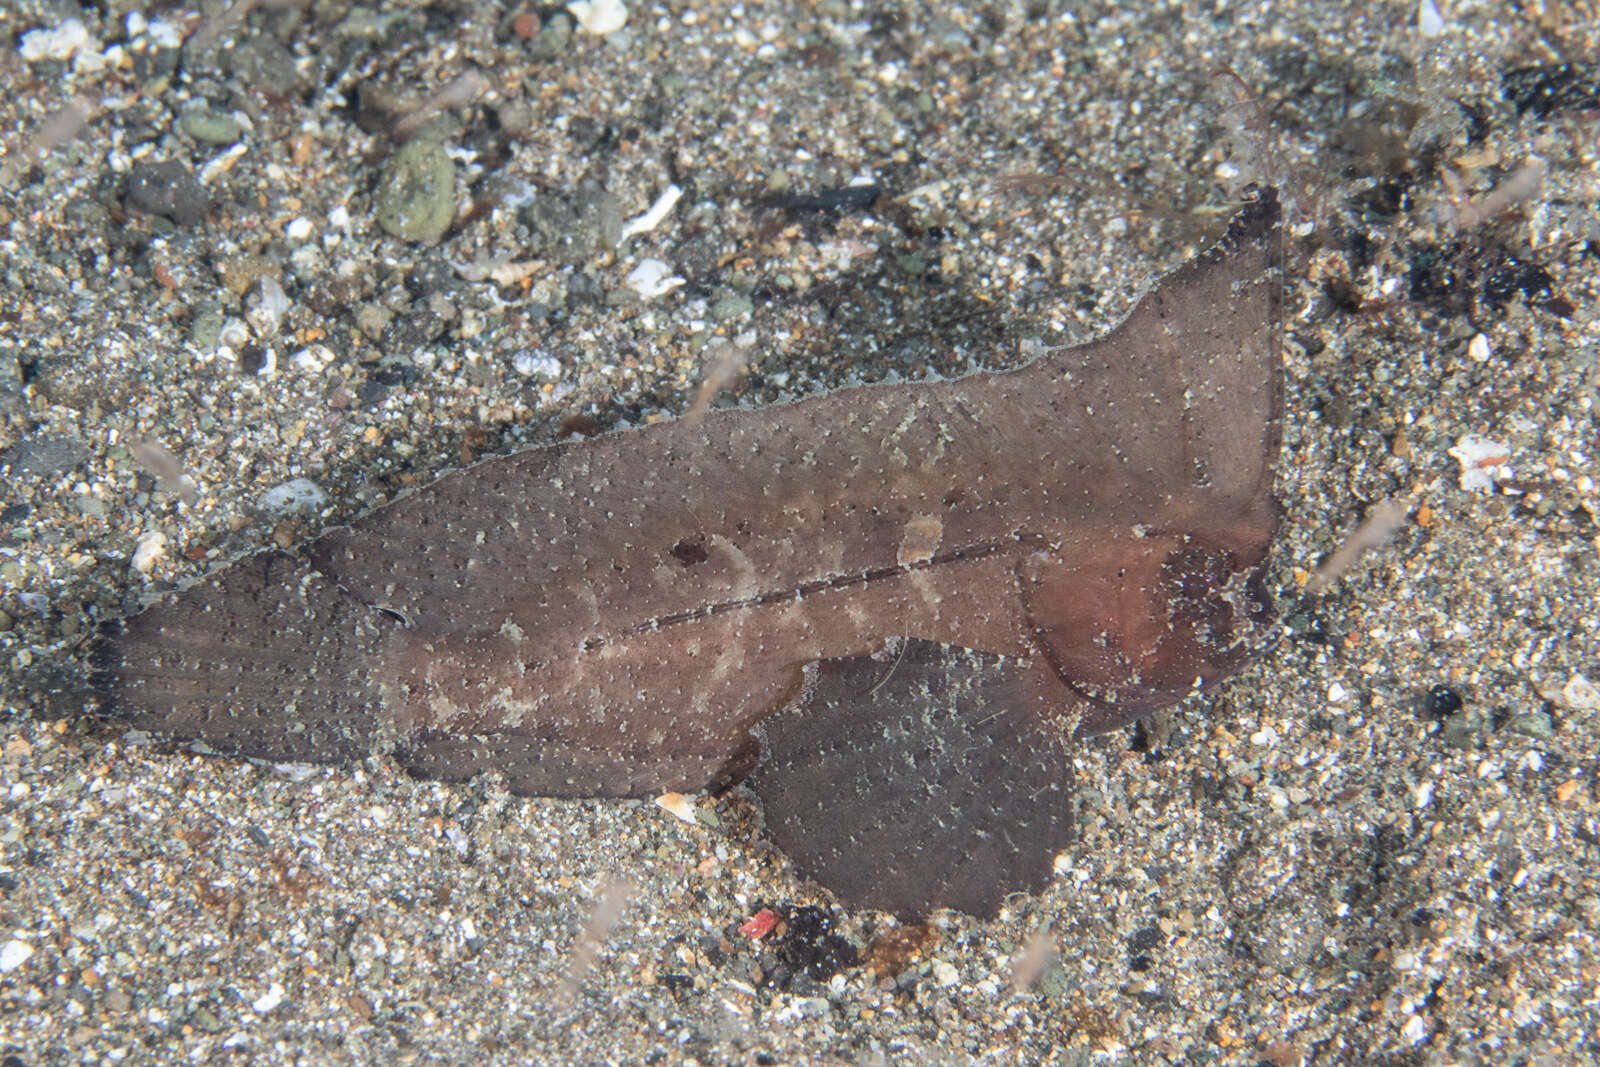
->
[91,188,1284,918]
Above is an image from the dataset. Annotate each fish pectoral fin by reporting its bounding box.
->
[746,638,1076,919]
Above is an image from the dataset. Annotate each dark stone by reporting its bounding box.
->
[382,310,448,353]
[565,271,605,310]
[124,161,209,228]
[769,906,857,986]
[405,256,462,300]
[2,436,89,476]
[237,345,268,375]
[1422,684,1464,717]
[1128,926,1164,953]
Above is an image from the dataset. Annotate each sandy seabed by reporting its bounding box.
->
[1,1,1597,1063]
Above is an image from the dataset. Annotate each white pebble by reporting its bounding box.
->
[146,19,182,49]
[1327,681,1350,703]
[252,983,286,1013]
[291,345,333,373]
[1417,0,1446,36]
[1558,674,1600,711]
[0,940,33,973]
[568,0,628,34]
[931,960,959,987]
[1448,434,1511,492]
[512,351,562,378]
[19,19,92,62]
[131,531,167,575]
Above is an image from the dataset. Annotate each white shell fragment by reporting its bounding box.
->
[19,19,92,62]
[653,791,700,825]
[247,276,290,340]
[0,940,33,973]
[252,983,286,1013]
[625,258,686,299]
[131,531,168,576]
[618,184,682,243]
[1448,434,1510,492]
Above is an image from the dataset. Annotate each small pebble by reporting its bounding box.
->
[178,106,242,145]
[1506,712,1555,741]
[124,160,209,228]
[374,140,457,245]
[252,982,286,1013]
[0,940,32,973]
[131,531,167,575]
[260,478,329,516]
[568,0,627,35]
[624,259,685,299]
[19,19,92,62]
[1448,435,1510,493]
[247,276,291,339]
[710,293,754,322]
[512,351,562,377]
[188,303,225,349]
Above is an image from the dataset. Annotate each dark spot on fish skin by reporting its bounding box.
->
[670,535,709,567]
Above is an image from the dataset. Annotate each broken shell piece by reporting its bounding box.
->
[131,531,168,576]
[654,791,700,825]
[619,184,682,243]
[625,258,685,299]
[1448,434,1510,492]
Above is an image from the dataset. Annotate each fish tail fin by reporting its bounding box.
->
[89,550,394,764]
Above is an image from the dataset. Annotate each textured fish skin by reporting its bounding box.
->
[91,189,1282,916]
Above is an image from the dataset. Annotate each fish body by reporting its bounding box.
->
[92,189,1284,916]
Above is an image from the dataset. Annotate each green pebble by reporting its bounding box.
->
[76,497,109,520]
[710,293,753,322]
[375,140,457,245]
[178,107,242,145]
[1507,712,1556,741]
[189,303,225,349]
